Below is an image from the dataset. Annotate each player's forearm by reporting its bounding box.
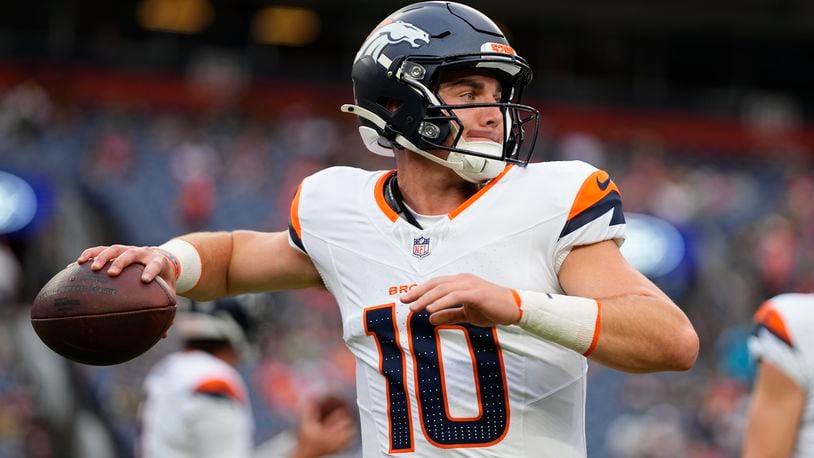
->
[174,231,235,301]
[167,230,323,301]
[587,293,698,373]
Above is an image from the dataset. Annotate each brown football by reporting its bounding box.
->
[31,261,176,365]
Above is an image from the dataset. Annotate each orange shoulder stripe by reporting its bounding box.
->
[195,378,245,403]
[567,170,620,221]
[375,170,399,222]
[753,301,793,346]
[290,181,305,240]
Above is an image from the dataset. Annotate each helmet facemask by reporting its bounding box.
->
[419,63,539,182]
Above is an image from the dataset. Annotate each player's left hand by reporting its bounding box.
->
[401,273,521,327]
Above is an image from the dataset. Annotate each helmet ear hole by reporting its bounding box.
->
[377,97,403,113]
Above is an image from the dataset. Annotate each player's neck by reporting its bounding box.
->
[395,153,480,215]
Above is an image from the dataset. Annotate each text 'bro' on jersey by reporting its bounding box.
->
[288,161,625,457]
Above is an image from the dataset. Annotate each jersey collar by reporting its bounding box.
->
[374,165,514,223]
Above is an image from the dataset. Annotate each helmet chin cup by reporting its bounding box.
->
[451,154,505,183]
[449,140,505,183]
[456,139,502,160]
[410,139,505,184]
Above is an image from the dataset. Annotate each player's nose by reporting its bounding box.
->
[479,104,502,129]
[471,105,502,141]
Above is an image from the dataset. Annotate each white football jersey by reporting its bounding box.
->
[748,293,814,457]
[138,350,253,458]
[289,161,626,457]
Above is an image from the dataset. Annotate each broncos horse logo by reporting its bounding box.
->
[355,20,431,64]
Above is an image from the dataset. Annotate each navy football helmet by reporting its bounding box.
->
[341,1,539,182]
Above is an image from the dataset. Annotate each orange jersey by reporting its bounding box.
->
[289,161,625,457]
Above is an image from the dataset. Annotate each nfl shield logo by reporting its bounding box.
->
[412,236,430,259]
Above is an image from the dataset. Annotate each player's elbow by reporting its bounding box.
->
[665,325,699,371]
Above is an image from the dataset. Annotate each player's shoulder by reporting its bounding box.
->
[529,159,601,175]
[753,293,814,348]
[296,165,386,217]
[507,160,621,215]
[519,159,601,177]
[509,160,608,190]
[180,352,247,402]
[191,374,246,403]
[303,166,382,188]
[755,293,814,321]
[298,166,385,207]
[749,293,814,389]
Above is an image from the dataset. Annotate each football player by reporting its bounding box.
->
[138,298,355,458]
[138,298,255,458]
[79,2,698,456]
[744,293,814,457]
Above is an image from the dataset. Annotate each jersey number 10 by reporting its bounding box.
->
[364,303,510,452]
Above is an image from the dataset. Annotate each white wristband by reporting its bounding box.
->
[513,290,601,356]
[158,239,202,294]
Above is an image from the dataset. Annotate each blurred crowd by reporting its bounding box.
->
[0,78,812,458]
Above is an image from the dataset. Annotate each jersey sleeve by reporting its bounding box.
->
[286,166,375,259]
[288,180,307,254]
[193,376,247,403]
[554,167,626,272]
[748,300,808,389]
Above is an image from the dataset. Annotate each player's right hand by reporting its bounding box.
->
[401,273,521,327]
[77,245,177,291]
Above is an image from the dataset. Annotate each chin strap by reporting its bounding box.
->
[383,173,423,229]
[341,104,505,183]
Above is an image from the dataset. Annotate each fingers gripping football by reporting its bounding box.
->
[401,273,521,327]
[77,245,177,290]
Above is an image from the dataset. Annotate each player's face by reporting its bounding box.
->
[436,70,504,144]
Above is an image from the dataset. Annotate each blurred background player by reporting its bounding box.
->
[744,293,814,458]
[138,297,356,458]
